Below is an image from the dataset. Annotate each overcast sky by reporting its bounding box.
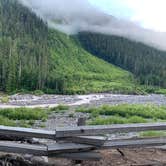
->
[19,0,166,50]
[89,0,166,32]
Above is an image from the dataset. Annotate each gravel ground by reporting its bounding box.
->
[48,148,166,166]
[81,148,166,166]
[0,93,166,108]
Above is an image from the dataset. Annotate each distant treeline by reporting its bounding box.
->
[78,32,166,88]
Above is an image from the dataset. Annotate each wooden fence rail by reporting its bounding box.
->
[0,125,55,139]
[0,123,166,160]
[0,122,166,139]
[0,137,166,157]
[56,122,166,138]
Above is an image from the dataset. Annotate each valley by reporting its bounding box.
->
[1,0,166,165]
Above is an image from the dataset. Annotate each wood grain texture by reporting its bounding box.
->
[0,125,55,139]
[56,123,166,138]
[0,141,47,156]
[67,136,106,146]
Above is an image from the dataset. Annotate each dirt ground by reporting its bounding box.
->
[49,148,166,166]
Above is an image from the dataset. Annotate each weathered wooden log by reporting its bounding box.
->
[67,136,106,146]
[0,125,55,139]
[48,137,166,155]
[56,123,166,138]
[0,141,47,156]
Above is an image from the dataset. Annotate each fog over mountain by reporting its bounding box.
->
[19,0,166,51]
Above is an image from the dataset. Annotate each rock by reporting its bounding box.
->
[31,156,48,163]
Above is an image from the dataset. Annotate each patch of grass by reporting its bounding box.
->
[18,120,31,128]
[0,106,62,128]
[140,131,166,138]
[155,89,166,95]
[89,116,148,125]
[39,124,46,128]
[76,104,166,125]
[0,116,16,126]
[1,96,9,103]
[33,90,44,96]
[57,105,69,110]
[49,105,69,113]
[28,120,35,126]
[0,107,48,120]
[77,104,166,120]
[0,107,50,127]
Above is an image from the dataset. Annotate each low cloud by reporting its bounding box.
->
[19,0,166,51]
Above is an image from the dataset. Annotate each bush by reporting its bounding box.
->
[89,115,148,125]
[77,104,166,120]
[33,90,44,96]
[0,116,16,126]
[155,89,166,95]
[1,96,9,103]
[49,105,69,113]
[127,116,148,123]
[0,107,48,120]
[77,104,166,125]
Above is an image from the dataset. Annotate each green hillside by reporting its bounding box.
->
[0,0,136,94]
[77,32,166,88]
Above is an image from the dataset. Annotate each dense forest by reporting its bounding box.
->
[77,32,166,88]
[0,0,49,92]
[0,0,135,94]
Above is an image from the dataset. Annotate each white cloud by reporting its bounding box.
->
[19,0,166,51]
[119,0,166,32]
[90,0,166,32]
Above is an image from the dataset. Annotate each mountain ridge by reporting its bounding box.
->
[77,32,166,88]
[19,0,166,51]
[0,0,136,94]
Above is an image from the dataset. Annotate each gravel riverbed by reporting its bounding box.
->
[0,93,166,108]
[1,93,166,129]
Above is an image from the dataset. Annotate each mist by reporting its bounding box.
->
[19,0,166,51]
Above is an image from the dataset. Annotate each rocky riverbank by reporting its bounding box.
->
[0,93,166,109]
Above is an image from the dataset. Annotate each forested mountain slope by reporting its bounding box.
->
[0,0,135,94]
[0,0,49,92]
[77,32,166,88]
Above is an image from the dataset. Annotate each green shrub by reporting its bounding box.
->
[0,107,54,127]
[0,116,16,126]
[155,89,166,95]
[127,116,148,123]
[89,116,126,125]
[49,105,69,113]
[89,115,148,125]
[1,96,9,103]
[33,90,44,96]
[77,104,166,120]
[77,104,166,125]
[0,107,48,120]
